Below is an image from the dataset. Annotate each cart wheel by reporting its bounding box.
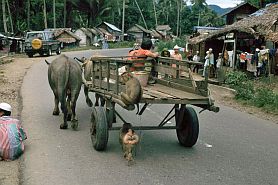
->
[175,106,199,147]
[90,106,108,151]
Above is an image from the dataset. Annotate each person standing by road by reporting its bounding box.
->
[171,45,182,68]
[208,48,215,77]
[0,102,27,161]
[202,51,210,77]
[192,51,201,73]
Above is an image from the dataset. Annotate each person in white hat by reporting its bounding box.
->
[202,51,210,77]
[192,51,201,73]
[171,45,182,68]
[208,48,215,77]
[0,102,27,161]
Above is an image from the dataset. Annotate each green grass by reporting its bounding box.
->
[225,71,278,115]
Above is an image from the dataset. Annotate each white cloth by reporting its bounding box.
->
[193,55,200,62]
[209,53,214,65]
[216,58,223,68]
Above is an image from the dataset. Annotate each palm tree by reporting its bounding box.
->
[53,0,56,28]
[27,0,30,30]
[190,0,207,7]
[2,0,7,33]
[43,0,48,28]
[63,0,66,27]
[6,0,13,34]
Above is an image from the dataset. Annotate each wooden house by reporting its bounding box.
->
[222,2,258,25]
[127,24,151,42]
[188,3,278,73]
[74,28,94,46]
[53,28,81,48]
[96,22,121,41]
[156,25,172,39]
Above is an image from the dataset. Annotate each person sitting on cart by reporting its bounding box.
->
[128,38,159,71]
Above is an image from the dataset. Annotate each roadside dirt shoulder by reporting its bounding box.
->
[209,84,278,123]
[0,56,40,185]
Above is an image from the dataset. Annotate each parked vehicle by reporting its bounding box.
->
[24,31,61,57]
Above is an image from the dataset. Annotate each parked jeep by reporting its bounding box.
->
[24,31,61,57]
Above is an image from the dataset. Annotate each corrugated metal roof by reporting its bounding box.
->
[103,22,121,32]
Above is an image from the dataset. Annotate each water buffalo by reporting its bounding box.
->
[46,54,82,130]
[74,57,105,107]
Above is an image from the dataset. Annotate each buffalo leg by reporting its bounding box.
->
[70,91,79,130]
[66,94,72,121]
[53,95,60,115]
[60,97,68,129]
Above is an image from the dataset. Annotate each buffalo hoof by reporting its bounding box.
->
[86,99,93,107]
[60,123,68,129]
[95,102,99,106]
[53,110,59,116]
[71,119,79,131]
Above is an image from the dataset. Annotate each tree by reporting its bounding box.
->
[2,0,7,33]
[53,0,56,28]
[43,0,47,28]
[27,0,30,30]
[6,0,13,33]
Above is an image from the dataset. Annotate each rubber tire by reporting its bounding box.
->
[175,106,199,147]
[56,47,61,55]
[90,106,108,151]
[48,48,52,56]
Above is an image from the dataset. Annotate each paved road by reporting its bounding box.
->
[21,49,278,185]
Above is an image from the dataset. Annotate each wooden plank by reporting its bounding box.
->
[143,84,207,100]
[154,65,177,76]
[140,98,209,105]
[188,68,198,92]
[155,78,198,95]
[144,88,175,99]
[88,79,126,93]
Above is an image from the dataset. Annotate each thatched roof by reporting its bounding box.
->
[151,29,163,39]
[221,2,258,16]
[127,24,152,34]
[156,25,171,31]
[188,3,278,44]
[54,29,81,43]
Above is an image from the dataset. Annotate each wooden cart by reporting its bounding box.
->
[86,56,219,151]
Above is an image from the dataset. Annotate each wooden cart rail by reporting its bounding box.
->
[86,56,217,112]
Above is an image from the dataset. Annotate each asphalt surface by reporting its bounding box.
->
[21,49,278,185]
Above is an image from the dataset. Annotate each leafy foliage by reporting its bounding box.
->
[0,0,224,36]
[225,70,278,114]
[225,71,248,88]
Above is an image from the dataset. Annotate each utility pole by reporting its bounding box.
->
[121,0,125,41]
[53,0,56,28]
